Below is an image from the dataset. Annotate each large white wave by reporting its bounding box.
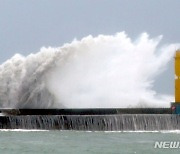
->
[0,32,179,108]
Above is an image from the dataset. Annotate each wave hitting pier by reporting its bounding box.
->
[0,108,180,131]
[0,50,180,131]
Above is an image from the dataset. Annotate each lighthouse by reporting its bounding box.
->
[171,50,180,114]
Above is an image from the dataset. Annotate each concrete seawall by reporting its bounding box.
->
[0,108,178,131]
[0,114,179,131]
[0,108,172,115]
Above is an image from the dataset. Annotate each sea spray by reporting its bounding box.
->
[0,32,179,108]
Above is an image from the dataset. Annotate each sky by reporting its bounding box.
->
[0,0,180,95]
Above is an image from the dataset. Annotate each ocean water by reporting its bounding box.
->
[0,130,180,154]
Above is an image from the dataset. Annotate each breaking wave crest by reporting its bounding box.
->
[0,32,179,108]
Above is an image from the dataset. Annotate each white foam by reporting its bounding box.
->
[0,32,179,108]
[0,129,49,132]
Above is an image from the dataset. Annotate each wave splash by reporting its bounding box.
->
[0,32,179,108]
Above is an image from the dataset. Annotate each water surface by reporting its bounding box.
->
[0,130,180,154]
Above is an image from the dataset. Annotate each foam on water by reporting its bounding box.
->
[0,32,179,108]
[104,130,180,133]
[0,129,49,132]
[0,129,180,133]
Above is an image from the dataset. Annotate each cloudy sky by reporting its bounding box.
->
[0,0,180,94]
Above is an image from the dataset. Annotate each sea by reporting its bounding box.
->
[0,130,180,154]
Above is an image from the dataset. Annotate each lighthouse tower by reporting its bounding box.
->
[172,50,180,114]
